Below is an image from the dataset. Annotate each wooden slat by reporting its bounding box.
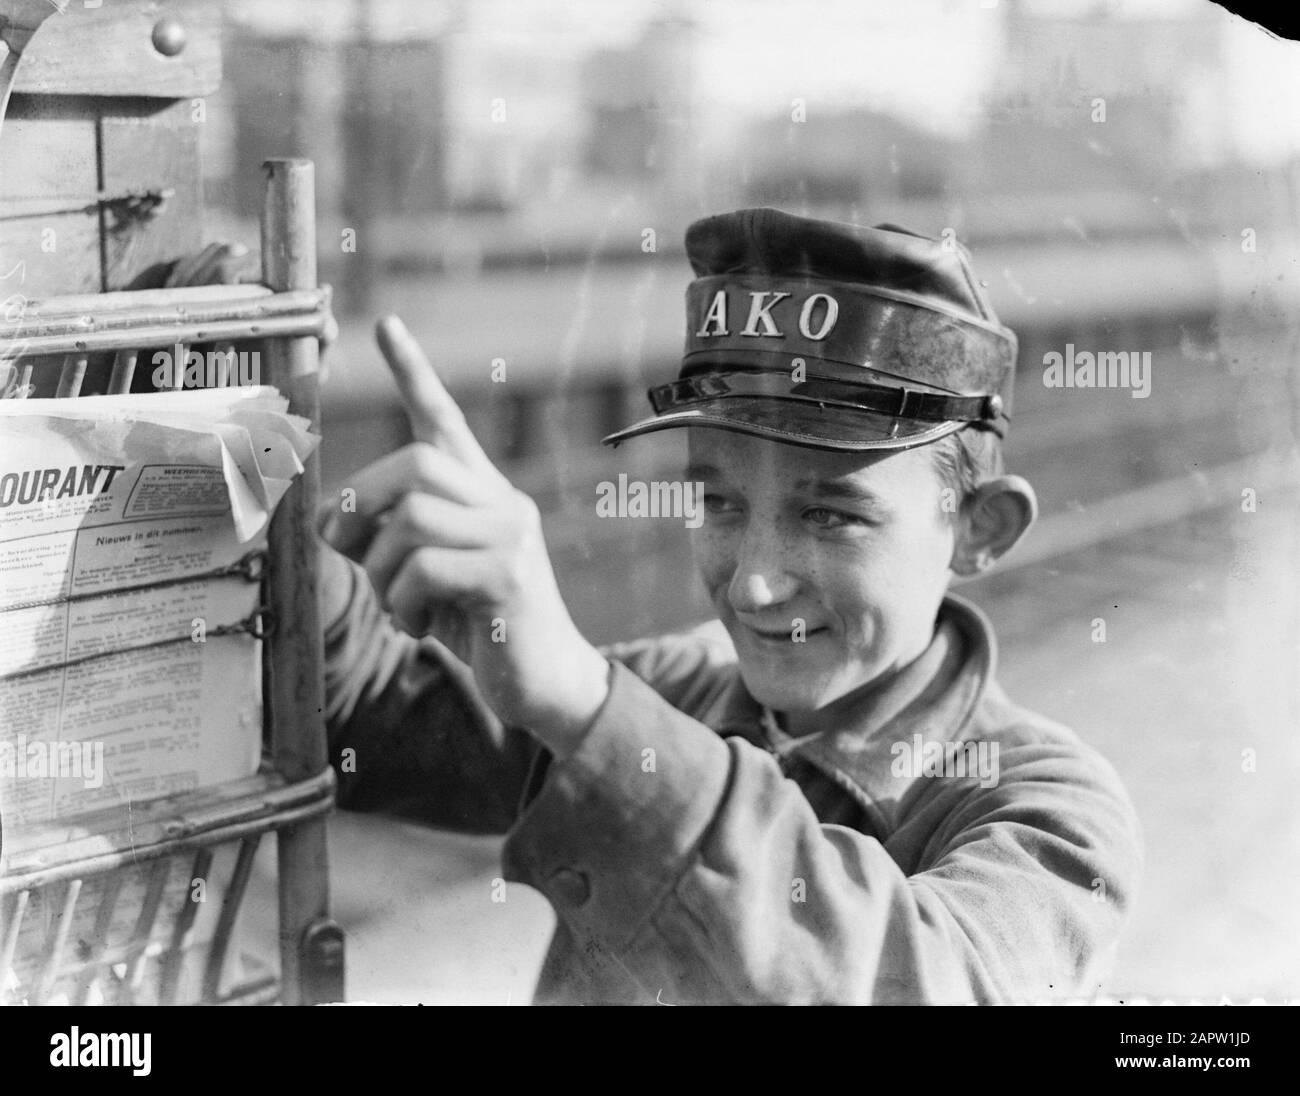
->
[9,309,329,358]
[0,105,98,199]
[72,871,126,1005]
[120,858,171,1004]
[32,878,82,1005]
[210,343,235,388]
[202,836,260,1003]
[0,889,30,988]
[157,847,213,1005]
[0,767,333,885]
[0,211,103,296]
[54,353,87,397]
[107,349,138,394]
[100,99,204,290]
[0,102,102,295]
[11,0,221,98]
[168,341,186,389]
[19,284,273,316]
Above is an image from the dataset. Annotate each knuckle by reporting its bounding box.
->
[411,547,442,585]
[409,442,443,477]
[391,492,430,528]
[363,562,392,608]
[510,489,541,525]
[389,494,416,525]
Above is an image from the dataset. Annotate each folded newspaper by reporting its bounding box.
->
[0,387,319,831]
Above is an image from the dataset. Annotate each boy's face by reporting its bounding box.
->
[686,427,958,724]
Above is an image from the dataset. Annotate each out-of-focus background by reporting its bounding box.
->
[200,0,1299,1002]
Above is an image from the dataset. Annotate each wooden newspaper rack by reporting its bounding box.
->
[0,160,344,1006]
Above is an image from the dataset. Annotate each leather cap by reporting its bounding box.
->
[603,207,1018,452]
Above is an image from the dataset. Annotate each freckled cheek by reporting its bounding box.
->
[689,527,732,599]
[897,519,957,599]
[819,572,880,648]
[814,539,906,647]
[851,528,951,653]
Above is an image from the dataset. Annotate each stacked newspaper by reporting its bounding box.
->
[0,387,318,830]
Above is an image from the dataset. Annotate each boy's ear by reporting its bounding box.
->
[950,475,1038,577]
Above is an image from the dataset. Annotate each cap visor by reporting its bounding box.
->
[601,396,964,452]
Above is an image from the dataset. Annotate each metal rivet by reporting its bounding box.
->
[151,17,187,57]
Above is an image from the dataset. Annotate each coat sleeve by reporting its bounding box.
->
[320,549,540,834]
[500,659,1143,1004]
[317,552,737,836]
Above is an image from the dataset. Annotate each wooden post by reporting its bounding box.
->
[260,158,339,1004]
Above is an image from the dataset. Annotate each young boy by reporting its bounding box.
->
[317,207,1143,1005]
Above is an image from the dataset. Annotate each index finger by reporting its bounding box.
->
[376,314,500,477]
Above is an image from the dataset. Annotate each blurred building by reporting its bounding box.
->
[196,0,1299,646]
[582,15,702,202]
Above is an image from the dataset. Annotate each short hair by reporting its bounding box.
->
[928,426,1003,518]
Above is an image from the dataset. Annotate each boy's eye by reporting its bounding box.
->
[703,493,741,514]
[803,506,865,530]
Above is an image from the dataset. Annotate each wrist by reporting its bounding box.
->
[519,637,613,761]
[318,544,359,637]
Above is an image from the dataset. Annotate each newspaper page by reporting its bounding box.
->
[0,388,318,830]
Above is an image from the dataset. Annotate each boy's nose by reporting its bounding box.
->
[728,571,797,613]
[725,528,801,612]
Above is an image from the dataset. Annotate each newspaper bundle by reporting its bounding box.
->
[0,387,318,831]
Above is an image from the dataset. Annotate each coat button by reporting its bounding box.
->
[547,868,591,907]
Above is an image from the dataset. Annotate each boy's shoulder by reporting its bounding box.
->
[957,675,1140,859]
[967,674,1124,785]
[944,592,1109,754]
[970,676,1088,750]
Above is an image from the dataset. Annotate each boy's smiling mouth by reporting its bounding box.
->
[735,617,832,645]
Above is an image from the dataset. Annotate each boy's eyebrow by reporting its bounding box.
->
[684,465,888,508]
[794,476,889,507]
[683,461,722,482]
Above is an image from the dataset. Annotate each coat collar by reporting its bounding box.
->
[713,592,998,833]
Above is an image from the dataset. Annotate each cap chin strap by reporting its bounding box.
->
[649,369,1007,435]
